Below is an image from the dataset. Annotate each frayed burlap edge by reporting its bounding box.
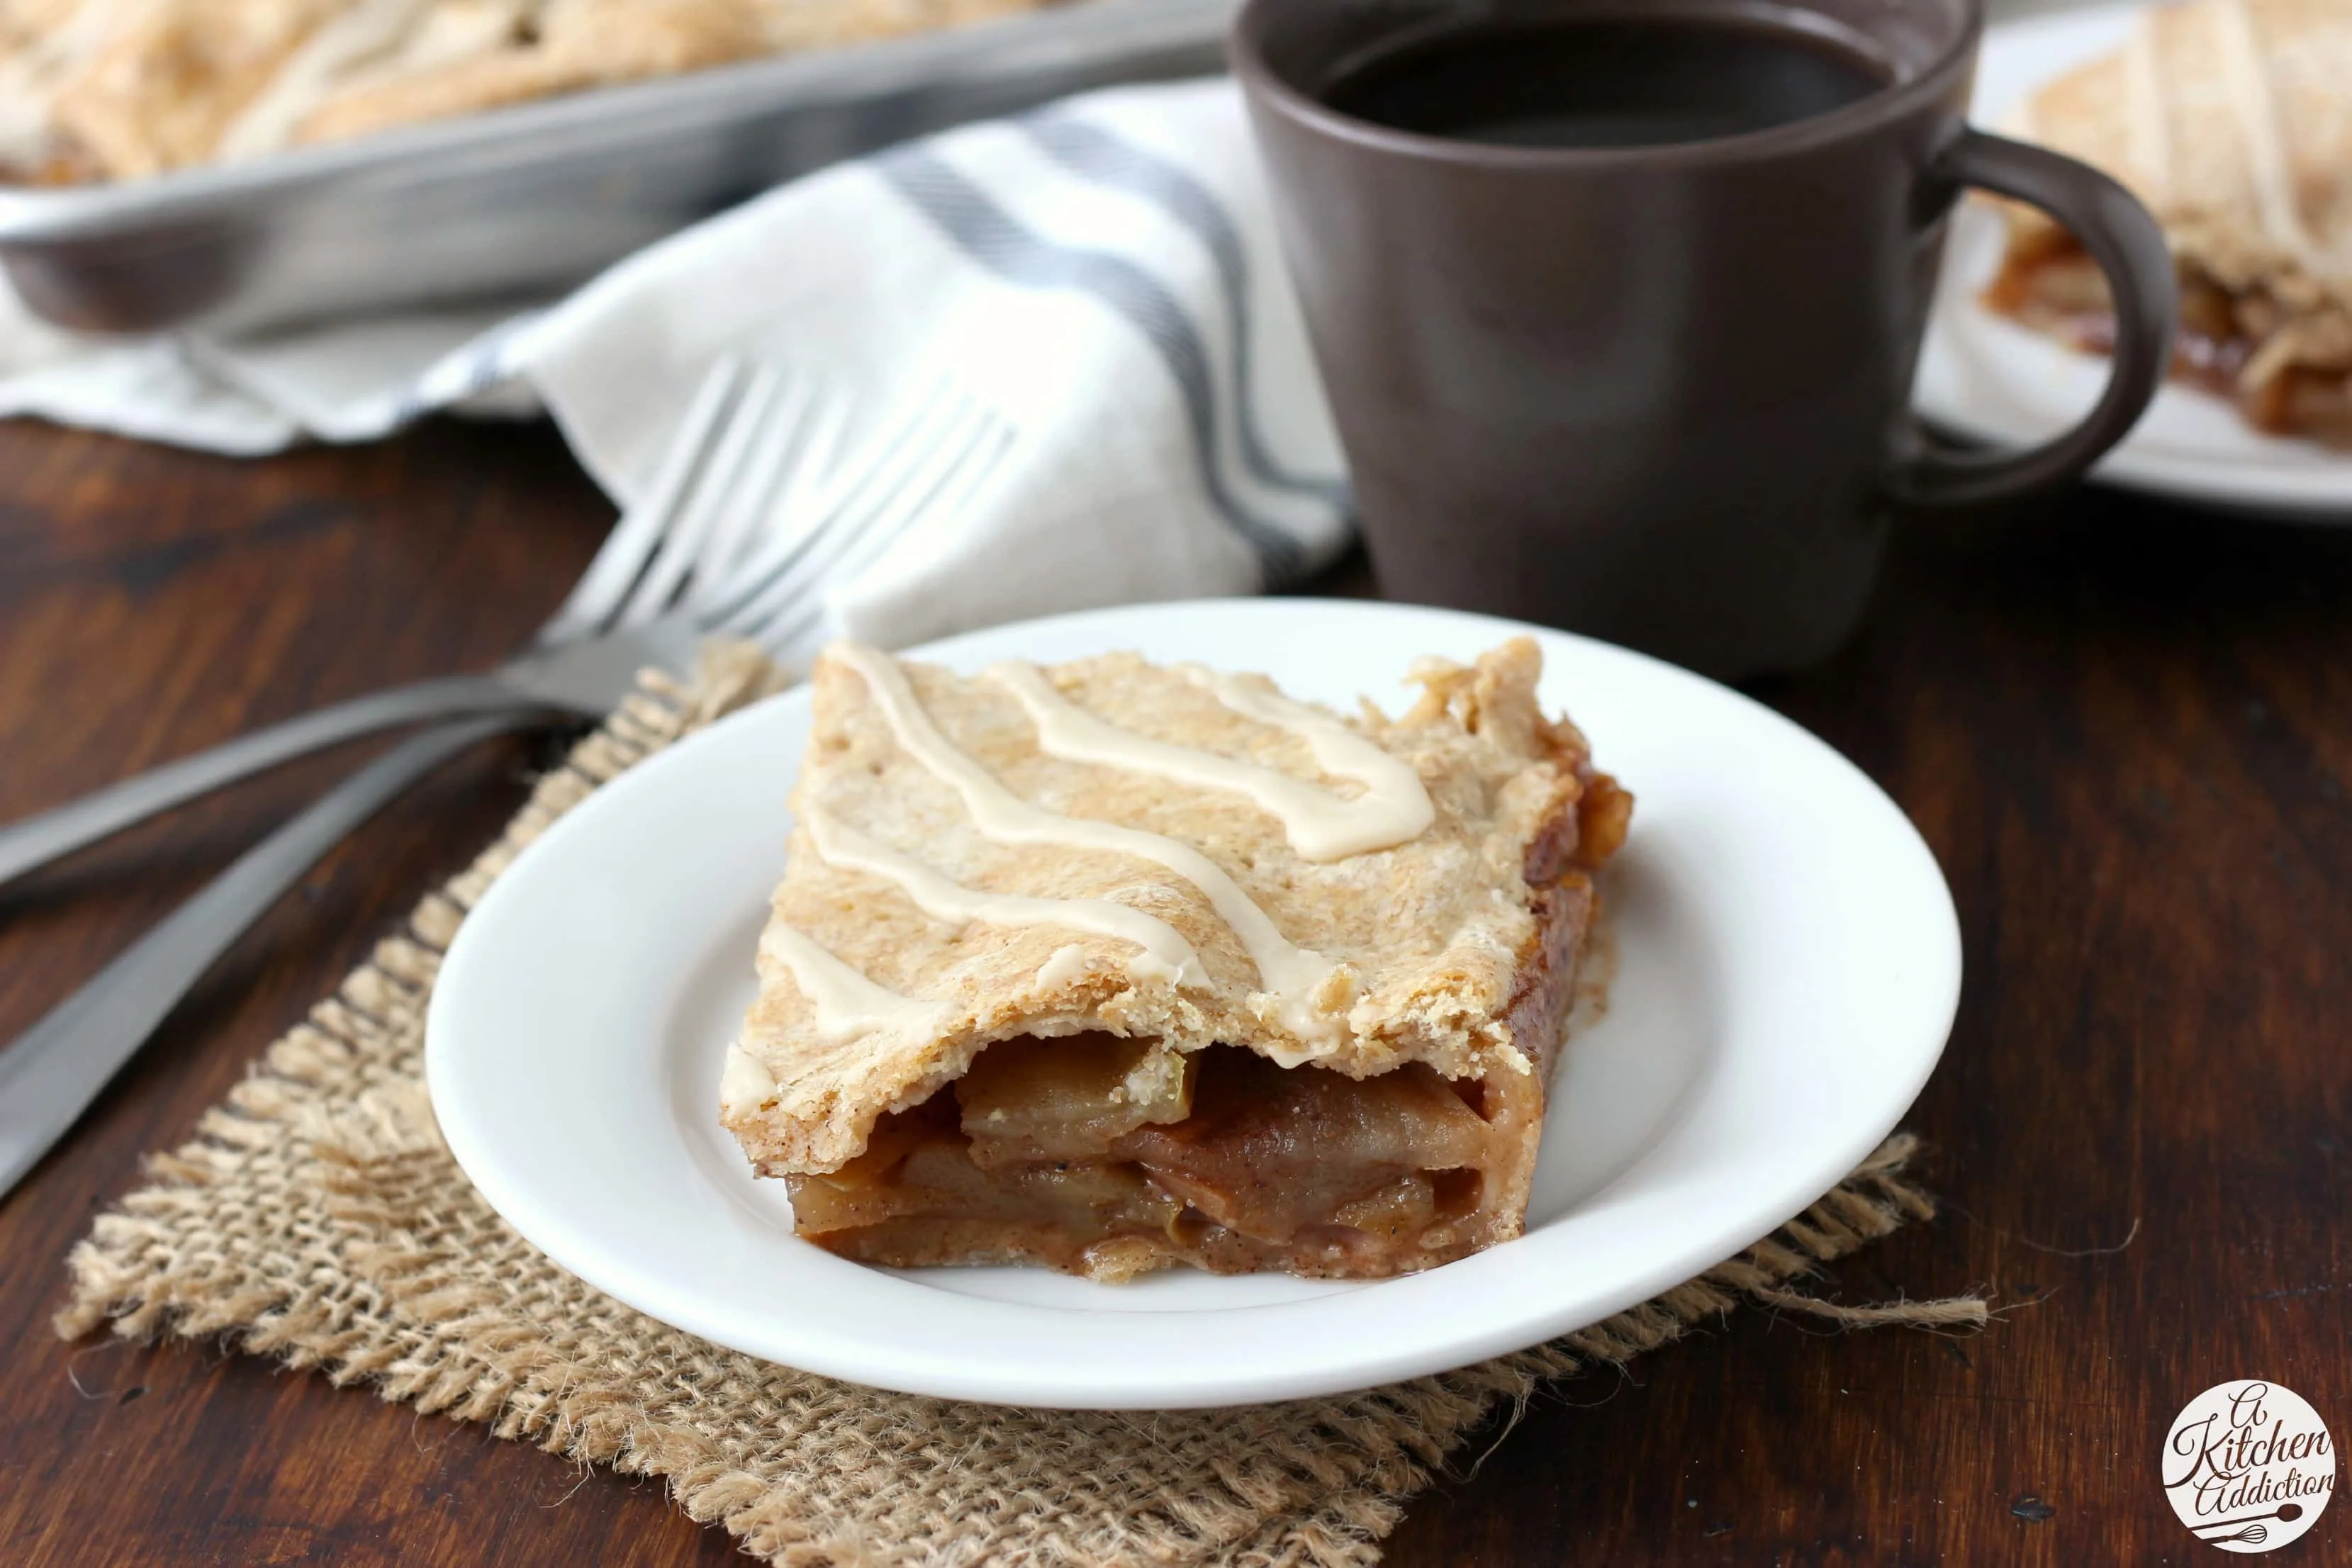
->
[55,644,1984,1568]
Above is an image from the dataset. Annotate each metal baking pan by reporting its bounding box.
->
[0,0,1233,337]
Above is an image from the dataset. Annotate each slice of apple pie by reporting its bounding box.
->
[720,637,1630,1282]
[1985,0,2352,444]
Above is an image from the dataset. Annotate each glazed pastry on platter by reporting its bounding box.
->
[1984,0,2352,445]
[720,639,1630,1282]
[0,0,1051,185]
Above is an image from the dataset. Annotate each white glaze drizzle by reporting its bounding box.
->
[2007,87,2038,143]
[719,1043,779,1115]
[758,920,944,1043]
[1034,943,1093,990]
[0,83,55,172]
[0,0,156,169]
[2122,17,2175,208]
[215,0,430,162]
[218,0,537,160]
[804,806,1208,989]
[1184,663,1436,844]
[831,641,1350,1046]
[2214,0,2322,265]
[985,660,1433,862]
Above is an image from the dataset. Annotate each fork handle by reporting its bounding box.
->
[0,673,532,893]
[0,713,541,1200]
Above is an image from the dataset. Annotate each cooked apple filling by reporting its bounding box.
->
[788,1032,1515,1280]
[1985,236,2352,447]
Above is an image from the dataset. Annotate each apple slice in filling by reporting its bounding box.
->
[788,1031,1506,1280]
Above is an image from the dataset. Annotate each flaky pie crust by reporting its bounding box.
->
[723,639,1627,1180]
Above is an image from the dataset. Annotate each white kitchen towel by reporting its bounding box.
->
[0,78,1353,647]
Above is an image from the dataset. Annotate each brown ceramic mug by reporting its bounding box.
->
[1232,0,2175,677]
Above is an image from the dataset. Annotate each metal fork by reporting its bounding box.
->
[0,356,841,892]
[0,366,1015,1199]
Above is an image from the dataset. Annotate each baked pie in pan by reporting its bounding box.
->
[720,638,1630,1282]
[1985,0,2352,446]
[0,0,1052,184]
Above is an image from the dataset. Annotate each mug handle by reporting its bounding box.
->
[1886,128,2177,509]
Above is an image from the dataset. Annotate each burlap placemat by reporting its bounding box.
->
[56,649,1984,1568]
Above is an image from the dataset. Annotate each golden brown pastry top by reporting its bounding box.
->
[722,639,1628,1175]
[2007,0,2352,304]
[0,0,1048,183]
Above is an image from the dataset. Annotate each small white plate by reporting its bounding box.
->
[427,599,1959,1409]
[1913,2,2352,517]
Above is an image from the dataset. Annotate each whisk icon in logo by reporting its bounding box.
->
[2164,1381,2336,1553]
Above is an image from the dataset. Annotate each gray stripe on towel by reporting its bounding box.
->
[877,143,1309,584]
[1021,110,1350,510]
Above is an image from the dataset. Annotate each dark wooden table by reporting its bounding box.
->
[1,415,2343,1566]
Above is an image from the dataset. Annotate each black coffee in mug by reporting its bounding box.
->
[1324,16,1893,150]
